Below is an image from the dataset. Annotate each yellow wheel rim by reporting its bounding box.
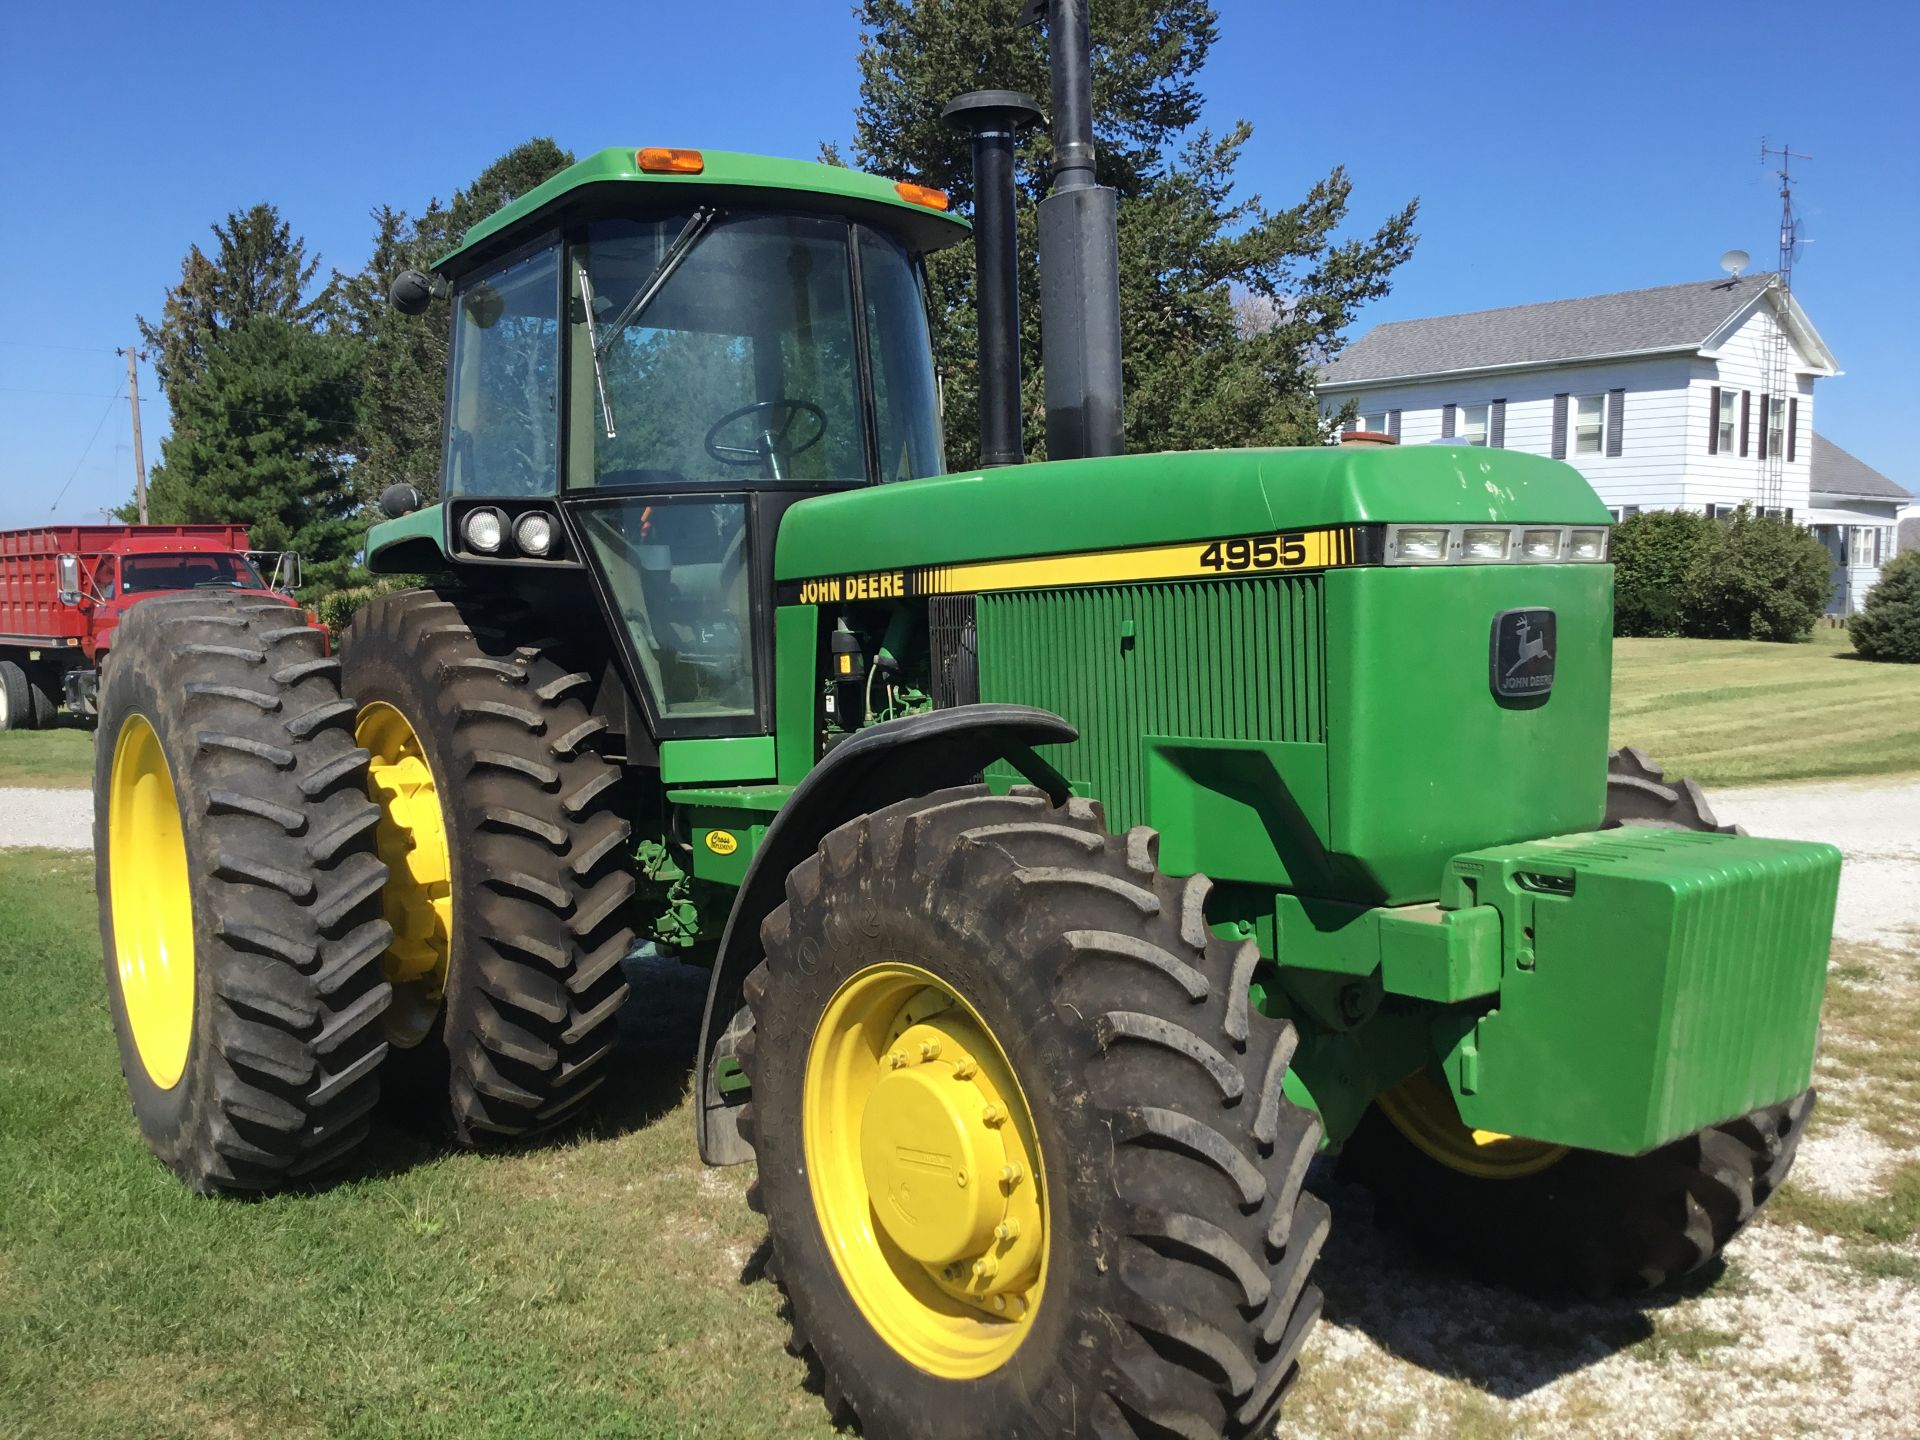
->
[108,713,196,1089]
[357,702,453,1048]
[804,963,1049,1379]
[1376,1067,1568,1180]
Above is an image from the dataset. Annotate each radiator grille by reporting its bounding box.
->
[975,575,1327,831]
[929,594,980,709]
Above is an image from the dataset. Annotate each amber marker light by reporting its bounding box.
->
[894,181,950,210]
[636,148,704,174]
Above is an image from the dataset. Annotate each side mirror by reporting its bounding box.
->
[389,268,445,316]
[276,553,303,593]
[55,553,81,605]
[379,483,424,518]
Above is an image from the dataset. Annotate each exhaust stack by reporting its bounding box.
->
[942,89,1043,469]
[1034,0,1123,459]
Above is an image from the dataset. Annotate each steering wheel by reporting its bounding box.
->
[704,398,827,476]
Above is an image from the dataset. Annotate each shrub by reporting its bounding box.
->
[1850,549,1920,663]
[1684,509,1833,642]
[310,577,418,641]
[1611,510,1718,636]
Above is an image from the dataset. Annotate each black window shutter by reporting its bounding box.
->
[1490,399,1506,448]
[1739,391,1751,456]
[1551,393,1569,459]
[1757,391,1771,460]
[1441,403,1456,439]
[1605,388,1625,457]
[1788,397,1799,462]
[1388,409,1401,441]
[1709,385,1721,454]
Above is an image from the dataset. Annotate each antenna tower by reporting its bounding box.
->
[1758,140,1809,511]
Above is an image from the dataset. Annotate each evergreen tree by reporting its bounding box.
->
[846,0,1418,466]
[342,139,575,502]
[137,204,329,411]
[133,316,363,589]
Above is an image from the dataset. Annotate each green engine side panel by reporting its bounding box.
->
[1324,562,1614,903]
[364,503,447,575]
[1440,827,1840,1154]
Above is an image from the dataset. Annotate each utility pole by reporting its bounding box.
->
[116,345,148,523]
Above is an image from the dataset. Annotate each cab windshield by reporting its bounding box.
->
[113,553,264,597]
[569,213,943,488]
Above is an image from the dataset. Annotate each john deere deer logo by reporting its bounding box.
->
[1505,615,1552,677]
[1491,608,1557,699]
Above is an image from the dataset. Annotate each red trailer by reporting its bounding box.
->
[0,524,314,729]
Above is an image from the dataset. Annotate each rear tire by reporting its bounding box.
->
[741,785,1327,1438]
[0,659,28,731]
[339,589,636,1144]
[1339,748,1812,1296]
[26,670,59,728]
[94,593,394,1193]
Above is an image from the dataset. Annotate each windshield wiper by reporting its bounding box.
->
[576,263,619,439]
[597,206,717,357]
[578,206,718,441]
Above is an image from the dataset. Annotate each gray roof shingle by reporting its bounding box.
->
[1812,433,1912,501]
[1319,275,1777,386]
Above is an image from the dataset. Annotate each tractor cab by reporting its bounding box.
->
[412,148,967,738]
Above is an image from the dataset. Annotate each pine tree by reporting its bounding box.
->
[846,0,1418,466]
[342,139,575,503]
[137,204,329,411]
[134,316,363,589]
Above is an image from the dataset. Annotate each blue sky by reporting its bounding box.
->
[3,0,1914,529]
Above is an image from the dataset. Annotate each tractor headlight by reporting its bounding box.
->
[1568,528,1609,562]
[1520,528,1564,561]
[464,507,506,555]
[512,511,556,557]
[1388,526,1451,563]
[1461,527,1511,562]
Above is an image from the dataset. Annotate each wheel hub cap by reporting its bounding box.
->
[108,713,196,1089]
[805,964,1048,1378]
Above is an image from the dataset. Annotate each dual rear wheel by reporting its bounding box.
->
[95,588,635,1188]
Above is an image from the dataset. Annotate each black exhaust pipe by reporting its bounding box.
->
[942,89,1042,469]
[1034,0,1123,460]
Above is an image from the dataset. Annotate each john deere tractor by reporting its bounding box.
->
[92,6,1838,1436]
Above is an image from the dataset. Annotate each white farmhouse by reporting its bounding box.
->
[1808,434,1912,614]
[1318,274,1909,612]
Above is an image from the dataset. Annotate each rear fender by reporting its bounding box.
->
[694,704,1077,1164]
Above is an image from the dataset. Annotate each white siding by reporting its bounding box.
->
[1322,291,1826,519]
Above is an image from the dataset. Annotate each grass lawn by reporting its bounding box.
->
[0,725,95,789]
[0,851,832,1440]
[1610,627,1920,786]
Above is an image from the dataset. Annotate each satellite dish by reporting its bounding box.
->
[1720,248,1750,278]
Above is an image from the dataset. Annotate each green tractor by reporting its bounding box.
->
[93,9,1837,1436]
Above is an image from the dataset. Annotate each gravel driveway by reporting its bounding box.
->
[0,787,91,850]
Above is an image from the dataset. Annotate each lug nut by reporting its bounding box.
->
[999,1164,1023,1188]
[953,1058,977,1079]
[981,1104,1005,1127]
[994,1221,1020,1242]
[972,1256,999,1281]
[888,1051,908,1069]
[919,1039,941,1061]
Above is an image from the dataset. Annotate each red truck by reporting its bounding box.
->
[0,525,314,729]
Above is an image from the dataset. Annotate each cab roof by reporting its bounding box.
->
[437,147,970,278]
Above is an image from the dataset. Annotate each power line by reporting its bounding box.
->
[48,383,124,514]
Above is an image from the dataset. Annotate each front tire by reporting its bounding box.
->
[94,594,394,1193]
[339,589,636,1144]
[1338,748,1813,1296]
[741,786,1327,1438]
[0,659,28,731]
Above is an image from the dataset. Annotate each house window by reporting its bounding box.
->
[1574,394,1606,455]
[1458,403,1489,446]
[1358,410,1390,433]
[1767,397,1785,459]
[1717,390,1737,454]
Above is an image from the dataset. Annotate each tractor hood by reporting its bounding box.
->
[773,446,1613,582]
